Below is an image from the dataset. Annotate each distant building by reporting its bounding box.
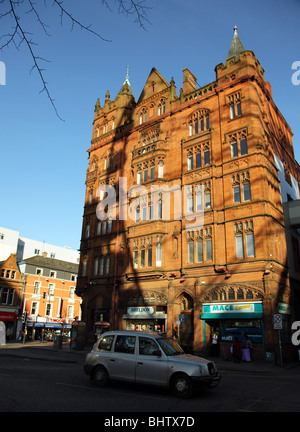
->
[77,28,300,361]
[0,254,24,339]
[18,255,81,340]
[0,227,79,263]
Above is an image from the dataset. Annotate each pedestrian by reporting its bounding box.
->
[211,331,218,356]
[241,335,252,362]
[232,336,241,363]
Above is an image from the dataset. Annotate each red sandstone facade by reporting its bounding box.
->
[77,29,300,361]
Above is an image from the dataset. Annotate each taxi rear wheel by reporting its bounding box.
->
[170,373,193,399]
[92,366,109,387]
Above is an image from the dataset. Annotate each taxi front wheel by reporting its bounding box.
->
[170,373,193,399]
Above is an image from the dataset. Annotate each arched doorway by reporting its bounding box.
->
[177,292,194,353]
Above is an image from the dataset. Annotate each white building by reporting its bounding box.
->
[0,227,79,264]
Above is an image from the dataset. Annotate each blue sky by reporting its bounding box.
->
[0,0,300,252]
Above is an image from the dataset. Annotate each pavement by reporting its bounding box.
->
[1,340,300,374]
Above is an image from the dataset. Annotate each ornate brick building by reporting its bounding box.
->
[77,28,300,361]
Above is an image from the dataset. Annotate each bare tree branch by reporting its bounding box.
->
[0,0,151,120]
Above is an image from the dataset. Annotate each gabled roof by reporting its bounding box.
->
[226,26,245,61]
[19,255,78,274]
[137,68,170,104]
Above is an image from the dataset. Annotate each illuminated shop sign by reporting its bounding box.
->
[127,307,155,316]
[202,302,263,317]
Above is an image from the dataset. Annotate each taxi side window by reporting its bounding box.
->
[139,337,159,356]
[98,335,114,351]
[115,335,136,354]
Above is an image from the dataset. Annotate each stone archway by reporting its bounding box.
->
[175,291,194,353]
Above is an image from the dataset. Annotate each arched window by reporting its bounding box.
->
[158,99,166,115]
[140,108,147,124]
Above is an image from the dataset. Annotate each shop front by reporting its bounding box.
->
[0,311,16,340]
[123,306,167,332]
[201,301,264,360]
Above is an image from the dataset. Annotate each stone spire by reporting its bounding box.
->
[226,26,245,61]
[118,65,136,101]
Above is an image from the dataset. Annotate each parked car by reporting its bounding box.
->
[84,330,221,398]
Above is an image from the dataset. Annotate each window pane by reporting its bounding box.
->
[137,170,141,184]
[105,257,110,274]
[196,240,203,262]
[233,185,241,203]
[206,239,212,261]
[188,196,194,213]
[149,203,153,220]
[140,249,145,267]
[206,116,210,130]
[243,183,251,201]
[147,248,152,267]
[240,138,248,155]
[135,207,140,223]
[205,192,211,208]
[196,191,202,211]
[156,245,162,266]
[246,233,255,257]
[158,201,162,219]
[115,335,136,354]
[158,162,164,178]
[188,243,194,263]
[236,235,244,258]
[236,102,242,116]
[187,156,193,171]
[100,258,104,274]
[194,120,199,134]
[94,258,99,275]
[133,250,138,268]
[231,140,238,157]
[143,169,148,182]
[204,150,210,165]
[196,152,201,168]
[230,105,235,119]
[150,166,155,180]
